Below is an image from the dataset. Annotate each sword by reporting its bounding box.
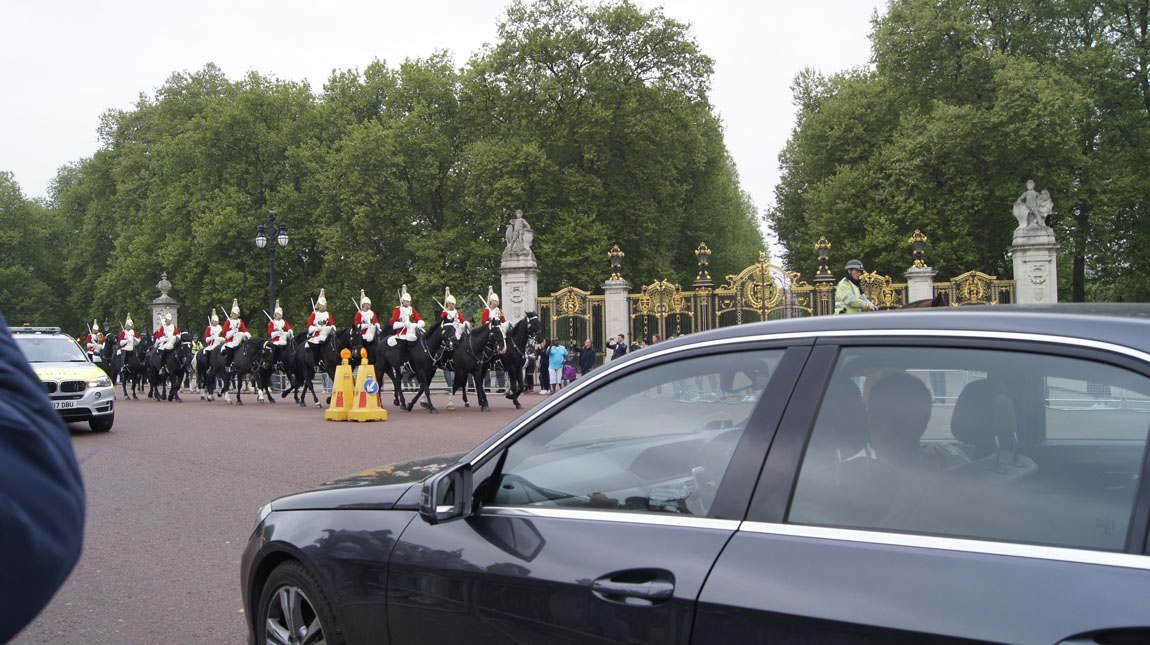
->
[478,293,490,310]
[310,297,316,312]
[262,310,273,321]
[352,296,362,311]
[433,297,447,311]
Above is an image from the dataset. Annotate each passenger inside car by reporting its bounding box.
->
[868,371,937,472]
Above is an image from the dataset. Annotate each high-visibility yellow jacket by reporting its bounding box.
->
[835,277,873,314]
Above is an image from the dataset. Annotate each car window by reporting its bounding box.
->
[788,346,1150,551]
[490,350,784,517]
[15,337,89,363]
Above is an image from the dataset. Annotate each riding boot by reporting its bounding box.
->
[224,347,233,373]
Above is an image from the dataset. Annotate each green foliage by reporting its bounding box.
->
[769,0,1150,300]
[2,0,762,334]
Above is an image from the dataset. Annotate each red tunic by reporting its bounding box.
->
[267,319,293,335]
[354,311,379,329]
[441,310,467,323]
[481,308,504,325]
[307,312,334,328]
[389,307,423,328]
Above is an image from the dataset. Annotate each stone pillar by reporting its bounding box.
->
[149,271,180,332]
[1012,227,1059,304]
[904,266,937,303]
[499,210,539,321]
[601,279,632,346]
[1009,180,1059,304]
[500,257,539,322]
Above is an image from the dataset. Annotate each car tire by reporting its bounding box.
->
[89,414,113,433]
[257,561,343,645]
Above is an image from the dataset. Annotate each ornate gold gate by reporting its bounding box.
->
[935,271,1016,305]
[536,286,606,351]
[712,252,816,327]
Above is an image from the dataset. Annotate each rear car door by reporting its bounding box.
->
[388,344,808,644]
[696,337,1150,643]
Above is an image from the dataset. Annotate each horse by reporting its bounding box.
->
[280,334,322,408]
[120,334,148,400]
[377,320,450,414]
[146,332,191,402]
[903,293,948,309]
[222,337,275,406]
[281,328,355,408]
[447,320,506,412]
[497,312,543,410]
[100,335,120,383]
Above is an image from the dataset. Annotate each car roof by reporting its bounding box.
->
[639,303,1150,357]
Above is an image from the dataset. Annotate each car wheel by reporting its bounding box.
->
[257,561,342,645]
[89,414,113,433]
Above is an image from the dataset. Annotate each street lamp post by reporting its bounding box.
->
[255,210,288,314]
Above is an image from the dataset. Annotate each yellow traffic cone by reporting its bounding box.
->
[324,348,356,421]
[347,348,387,422]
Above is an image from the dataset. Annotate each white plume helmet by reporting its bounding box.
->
[210,311,219,325]
[124,313,133,329]
[274,299,283,318]
[92,318,99,333]
[487,285,499,306]
[400,284,411,305]
[163,309,172,324]
[360,289,371,307]
[316,288,327,308]
[444,287,456,307]
[230,298,241,317]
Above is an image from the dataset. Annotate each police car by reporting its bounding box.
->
[11,326,115,432]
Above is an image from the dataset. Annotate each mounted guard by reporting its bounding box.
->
[355,290,380,344]
[307,289,334,345]
[118,314,140,352]
[267,300,292,366]
[440,287,467,338]
[388,284,425,368]
[204,312,224,355]
[153,310,179,377]
[481,285,505,328]
[85,319,104,363]
[222,298,251,372]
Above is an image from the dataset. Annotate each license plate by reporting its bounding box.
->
[53,401,75,409]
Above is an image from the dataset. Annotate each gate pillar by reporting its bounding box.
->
[602,278,632,345]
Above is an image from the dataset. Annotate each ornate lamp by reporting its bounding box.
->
[255,210,288,313]
[103,317,111,333]
[909,229,928,268]
[694,242,712,285]
[815,236,832,277]
[608,244,625,280]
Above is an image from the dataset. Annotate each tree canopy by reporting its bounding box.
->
[768,0,1150,300]
[2,0,762,333]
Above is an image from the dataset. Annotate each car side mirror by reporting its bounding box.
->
[419,463,473,525]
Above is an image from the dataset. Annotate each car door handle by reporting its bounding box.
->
[591,571,675,606]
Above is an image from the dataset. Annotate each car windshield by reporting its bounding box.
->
[14,336,90,363]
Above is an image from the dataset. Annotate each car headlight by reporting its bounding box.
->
[256,503,273,528]
[88,376,111,388]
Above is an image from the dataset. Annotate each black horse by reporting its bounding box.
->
[222,337,275,406]
[447,321,506,412]
[377,319,452,414]
[146,332,191,402]
[280,335,321,408]
[497,312,543,410]
[281,328,355,408]
[120,334,148,400]
[100,335,120,383]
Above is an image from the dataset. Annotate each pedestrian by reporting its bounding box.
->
[563,343,577,385]
[524,351,535,393]
[606,333,627,361]
[536,340,551,394]
[835,259,879,314]
[579,339,595,375]
[0,310,85,641]
[547,338,567,394]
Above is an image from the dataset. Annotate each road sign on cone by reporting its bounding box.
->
[348,348,387,422]
[324,349,356,421]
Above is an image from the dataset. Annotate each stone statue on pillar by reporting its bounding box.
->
[1010,180,1059,304]
[500,210,539,322]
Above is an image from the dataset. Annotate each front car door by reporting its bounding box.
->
[388,343,809,644]
[697,334,1150,643]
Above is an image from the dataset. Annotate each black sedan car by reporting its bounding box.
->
[242,305,1150,644]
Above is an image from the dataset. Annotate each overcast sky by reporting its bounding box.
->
[2,0,884,255]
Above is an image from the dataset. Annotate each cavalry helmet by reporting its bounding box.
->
[316,288,327,309]
[274,300,283,318]
[444,287,456,307]
[230,298,241,317]
[124,313,133,330]
[92,318,100,334]
[487,285,500,307]
[359,289,371,308]
[211,311,219,325]
[400,284,411,305]
[845,259,865,272]
[163,310,173,324]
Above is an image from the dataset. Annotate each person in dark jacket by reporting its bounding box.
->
[0,311,86,641]
[607,334,627,361]
[578,339,596,375]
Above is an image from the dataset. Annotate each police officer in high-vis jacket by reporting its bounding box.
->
[835,259,878,314]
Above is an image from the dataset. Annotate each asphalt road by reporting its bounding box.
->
[14,384,549,644]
